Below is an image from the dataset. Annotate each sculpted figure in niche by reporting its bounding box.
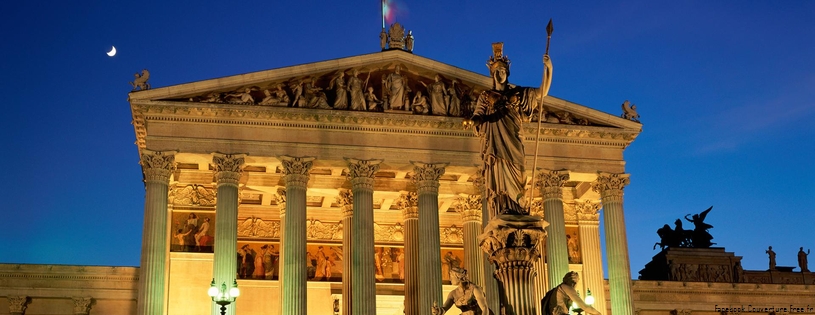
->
[422,75,448,116]
[227,88,256,104]
[468,42,549,216]
[290,81,306,107]
[412,90,429,114]
[432,267,489,315]
[798,247,810,272]
[304,79,331,109]
[348,69,368,111]
[447,79,462,117]
[366,86,382,111]
[259,84,289,106]
[383,65,408,110]
[329,72,349,110]
[541,272,601,315]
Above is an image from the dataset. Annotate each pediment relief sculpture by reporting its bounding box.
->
[169,184,216,206]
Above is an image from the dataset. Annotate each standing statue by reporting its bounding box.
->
[466,42,548,216]
[766,246,777,270]
[431,267,489,315]
[348,69,368,111]
[406,30,415,52]
[329,72,349,110]
[422,75,448,116]
[798,247,810,272]
[290,81,306,107]
[684,207,714,248]
[383,65,407,110]
[541,272,601,315]
[129,69,151,91]
[447,79,461,117]
[380,28,388,50]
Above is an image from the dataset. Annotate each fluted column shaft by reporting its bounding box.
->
[337,190,354,315]
[276,189,286,315]
[137,150,175,315]
[412,162,446,315]
[531,205,549,304]
[457,194,484,288]
[475,174,499,314]
[279,156,314,315]
[593,173,633,315]
[211,153,245,315]
[347,158,382,315]
[539,170,570,289]
[400,193,419,315]
[578,218,606,314]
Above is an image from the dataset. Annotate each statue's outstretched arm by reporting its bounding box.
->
[562,285,601,315]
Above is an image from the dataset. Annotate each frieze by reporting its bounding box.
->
[131,102,638,150]
[238,216,281,238]
[169,184,216,206]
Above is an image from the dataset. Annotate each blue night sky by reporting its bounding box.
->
[1,1,813,276]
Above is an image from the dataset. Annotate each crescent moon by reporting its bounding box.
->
[106,46,117,57]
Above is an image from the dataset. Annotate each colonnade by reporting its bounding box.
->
[136,150,633,315]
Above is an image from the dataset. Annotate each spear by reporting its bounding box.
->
[527,19,554,212]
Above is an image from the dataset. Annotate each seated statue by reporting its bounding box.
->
[432,267,489,315]
[541,272,601,315]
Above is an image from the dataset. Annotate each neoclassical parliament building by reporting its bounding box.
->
[1,24,812,315]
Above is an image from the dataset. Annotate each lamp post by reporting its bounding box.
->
[208,279,240,315]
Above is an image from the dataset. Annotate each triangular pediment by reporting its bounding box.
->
[128,50,641,131]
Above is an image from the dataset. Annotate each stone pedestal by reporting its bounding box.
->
[211,153,245,315]
[398,192,419,315]
[538,170,570,290]
[346,158,382,315]
[412,161,447,315]
[137,150,175,315]
[280,156,314,315]
[592,173,633,315]
[481,215,547,315]
[639,247,742,283]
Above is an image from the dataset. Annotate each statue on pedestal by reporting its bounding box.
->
[798,247,810,272]
[766,246,777,270]
[432,267,490,315]
[541,272,601,315]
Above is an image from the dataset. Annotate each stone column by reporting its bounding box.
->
[456,194,485,288]
[396,192,419,315]
[279,156,315,315]
[538,169,570,289]
[412,161,447,315]
[473,171,499,314]
[592,172,633,315]
[137,149,175,315]
[7,296,28,315]
[336,189,354,315]
[575,200,607,314]
[346,158,383,315]
[211,153,245,315]
[72,297,93,315]
[274,187,286,315]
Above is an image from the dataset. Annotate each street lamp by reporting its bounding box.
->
[585,289,595,307]
[208,278,240,315]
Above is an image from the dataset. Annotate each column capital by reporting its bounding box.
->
[140,149,177,184]
[592,172,630,201]
[72,297,93,315]
[7,296,28,315]
[455,194,483,223]
[480,216,547,268]
[336,189,354,219]
[530,199,544,218]
[345,158,382,189]
[397,192,419,220]
[537,169,569,200]
[211,153,246,186]
[280,156,315,188]
[575,199,601,221]
[274,187,287,215]
[411,161,448,193]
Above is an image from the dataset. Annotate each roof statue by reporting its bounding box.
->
[653,206,715,250]
[129,69,150,91]
[621,100,640,122]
